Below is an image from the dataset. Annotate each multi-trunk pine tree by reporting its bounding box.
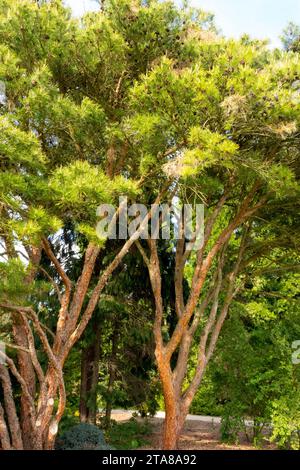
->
[132,33,300,448]
[0,0,299,451]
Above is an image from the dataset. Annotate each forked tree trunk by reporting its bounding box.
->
[157,360,193,450]
[137,201,253,449]
[162,402,181,450]
[163,405,189,450]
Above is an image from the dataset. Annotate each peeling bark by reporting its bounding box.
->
[0,403,11,450]
[0,366,23,449]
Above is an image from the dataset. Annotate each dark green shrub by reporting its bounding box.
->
[189,373,224,417]
[57,414,80,436]
[220,403,247,444]
[55,423,113,450]
[106,418,151,449]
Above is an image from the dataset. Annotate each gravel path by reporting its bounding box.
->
[108,410,275,451]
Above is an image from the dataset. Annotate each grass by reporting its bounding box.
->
[106,417,152,450]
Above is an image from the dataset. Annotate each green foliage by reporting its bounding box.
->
[271,395,300,450]
[0,116,45,169]
[10,207,62,245]
[57,414,80,438]
[220,403,247,445]
[197,271,300,447]
[181,127,238,176]
[49,161,113,221]
[106,418,151,450]
[0,259,30,301]
[189,373,223,417]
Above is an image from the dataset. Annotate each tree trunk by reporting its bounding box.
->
[162,391,190,449]
[12,246,41,449]
[79,319,102,424]
[0,366,23,449]
[105,325,118,426]
[79,348,89,423]
[162,406,181,450]
[0,403,11,450]
[104,366,116,426]
[12,316,36,449]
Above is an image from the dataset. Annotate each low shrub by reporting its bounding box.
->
[55,423,113,450]
[220,403,247,444]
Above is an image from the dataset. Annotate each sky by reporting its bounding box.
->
[65,0,300,48]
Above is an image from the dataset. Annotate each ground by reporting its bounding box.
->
[110,411,276,450]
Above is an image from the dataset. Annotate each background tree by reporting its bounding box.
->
[214,272,300,446]
[132,36,300,448]
[78,249,156,425]
[0,0,213,449]
[281,22,300,52]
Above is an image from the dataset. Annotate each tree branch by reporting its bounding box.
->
[63,184,171,357]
